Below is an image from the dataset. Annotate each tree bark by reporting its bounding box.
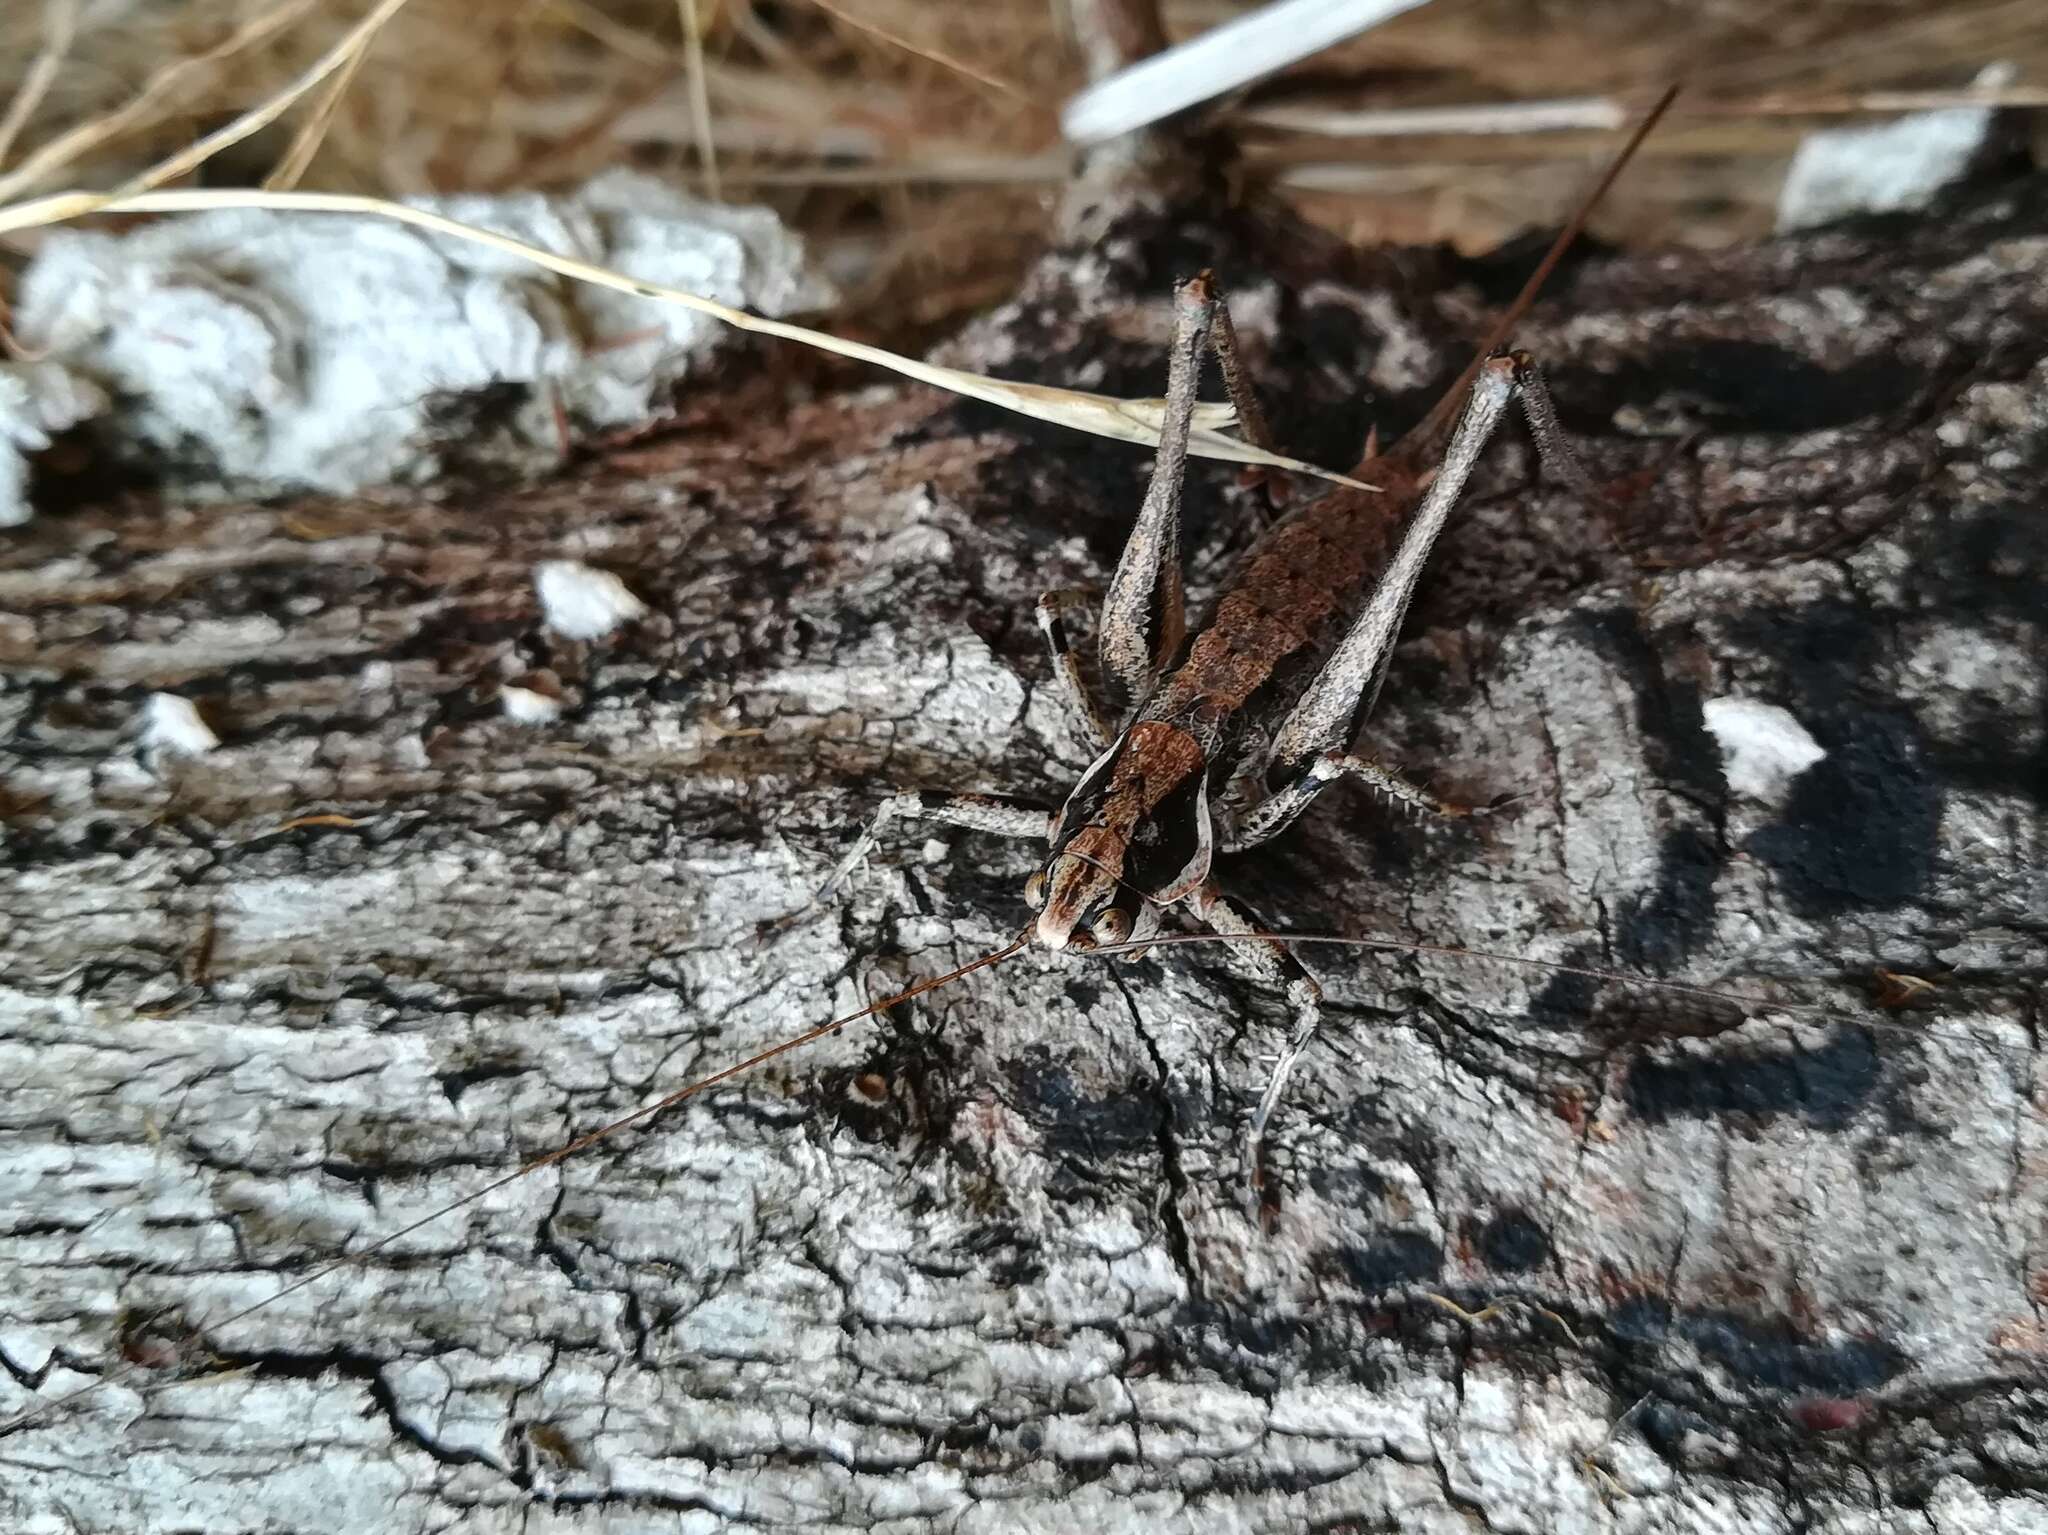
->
[2,162,2045,1533]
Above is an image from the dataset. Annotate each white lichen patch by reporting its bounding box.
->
[1777,72,2004,232]
[220,868,409,946]
[138,692,219,755]
[533,560,647,639]
[3,170,833,519]
[500,684,564,724]
[1904,627,2040,736]
[1702,696,1827,799]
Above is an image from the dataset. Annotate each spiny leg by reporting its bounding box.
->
[1035,589,1114,747]
[1266,353,1523,777]
[817,790,1051,903]
[1184,877,1324,1201]
[1202,272,1277,455]
[1202,269,1317,512]
[1225,752,1476,853]
[1101,270,1292,701]
[1098,276,1213,701]
[1511,352,1610,507]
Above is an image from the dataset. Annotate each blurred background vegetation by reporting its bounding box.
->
[1,0,2043,350]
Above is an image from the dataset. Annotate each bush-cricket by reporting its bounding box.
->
[10,82,1966,1445]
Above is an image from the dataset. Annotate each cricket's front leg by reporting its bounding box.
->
[1035,590,1114,747]
[1184,878,1324,1198]
[816,790,1052,903]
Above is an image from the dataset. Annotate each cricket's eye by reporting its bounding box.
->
[1024,871,1048,909]
[1089,908,1133,946]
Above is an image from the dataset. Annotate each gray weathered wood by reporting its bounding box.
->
[2,167,2045,1532]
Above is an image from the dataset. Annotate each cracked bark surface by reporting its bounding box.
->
[2,164,2046,1533]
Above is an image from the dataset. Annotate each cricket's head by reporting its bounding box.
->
[1026,721,1213,951]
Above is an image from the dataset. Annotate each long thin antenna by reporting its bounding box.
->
[1094,928,1818,1012]
[0,929,1032,1437]
[1085,930,2002,1052]
[1388,82,1681,462]
[1062,844,1950,1031]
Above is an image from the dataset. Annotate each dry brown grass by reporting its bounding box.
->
[0,0,2041,347]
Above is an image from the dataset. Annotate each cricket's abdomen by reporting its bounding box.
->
[1146,476,1415,740]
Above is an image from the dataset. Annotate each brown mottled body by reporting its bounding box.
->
[1026,351,1517,964]
[1147,463,1426,772]
[1052,720,1206,891]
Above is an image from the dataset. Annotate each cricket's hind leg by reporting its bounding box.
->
[1098,271,1282,707]
[1264,355,1522,777]
[1184,877,1324,1213]
[1201,272,1279,458]
[1097,278,1207,702]
[1510,352,1613,507]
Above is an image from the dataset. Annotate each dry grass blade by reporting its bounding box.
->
[0,185,1371,486]
[676,0,720,199]
[0,0,2032,292]
[803,0,1036,106]
[1064,0,1435,143]
[264,32,374,191]
[118,0,418,197]
[1247,84,2048,139]
[0,0,324,205]
[0,0,79,173]
[721,153,1067,187]
[548,0,676,68]
[0,0,1355,479]
[1249,97,1630,137]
